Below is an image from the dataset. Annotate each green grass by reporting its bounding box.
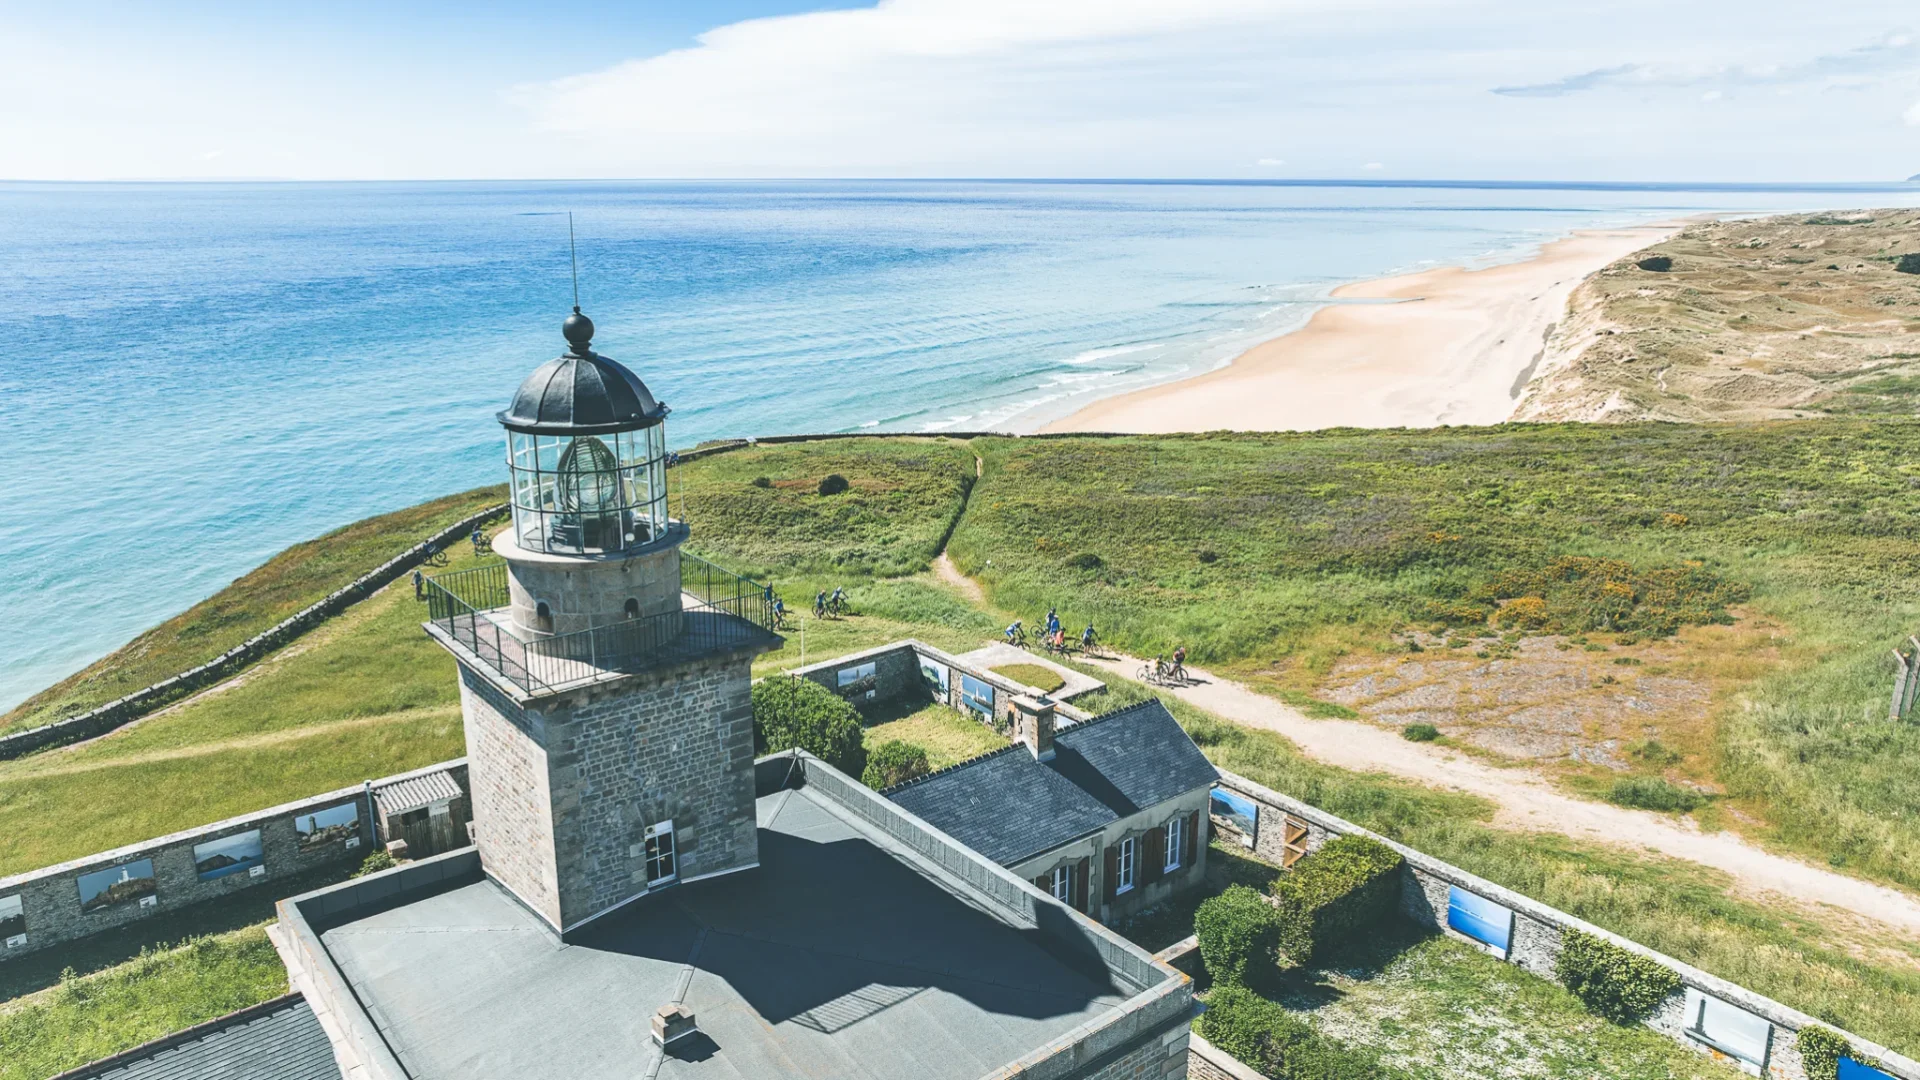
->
[989,663,1065,694]
[1275,928,1741,1080]
[0,440,987,876]
[0,924,287,1080]
[949,424,1920,890]
[3,486,505,734]
[1066,664,1920,1054]
[860,701,1007,771]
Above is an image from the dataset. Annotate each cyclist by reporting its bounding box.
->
[1081,623,1097,652]
[1171,645,1187,681]
[411,568,424,600]
[470,526,485,556]
[772,595,788,627]
[814,591,828,619]
[1052,627,1066,653]
[1005,619,1025,646]
[1045,607,1060,637]
[830,585,848,614]
[1152,655,1168,682]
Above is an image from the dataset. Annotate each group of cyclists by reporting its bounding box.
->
[767,586,852,629]
[1002,606,1189,680]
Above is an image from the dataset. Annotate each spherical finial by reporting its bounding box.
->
[562,307,594,356]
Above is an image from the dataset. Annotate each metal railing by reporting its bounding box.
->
[424,552,778,695]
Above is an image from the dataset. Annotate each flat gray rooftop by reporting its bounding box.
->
[318,787,1134,1079]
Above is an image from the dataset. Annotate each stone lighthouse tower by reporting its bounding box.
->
[423,307,781,935]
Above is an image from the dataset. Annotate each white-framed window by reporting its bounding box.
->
[1164,819,1183,873]
[1116,837,1135,894]
[1051,865,1072,903]
[644,820,677,886]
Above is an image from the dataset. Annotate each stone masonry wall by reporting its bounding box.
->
[461,664,563,927]
[545,652,759,929]
[0,761,467,963]
[1213,768,1920,1080]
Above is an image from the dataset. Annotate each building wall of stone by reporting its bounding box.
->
[1009,785,1212,927]
[541,653,759,929]
[0,759,469,962]
[461,665,563,927]
[501,533,682,634]
[793,641,926,707]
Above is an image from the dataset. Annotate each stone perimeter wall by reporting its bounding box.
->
[0,504,508,761]
[1212,768,1920,1080]
[0,759,466,963]
[789,639,1092,727]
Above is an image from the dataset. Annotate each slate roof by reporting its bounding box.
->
[884,699,1216,866]
[59,995,335,1080]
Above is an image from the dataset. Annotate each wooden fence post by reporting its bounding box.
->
[1892,650,1911,722]
[1906,638,1920,720]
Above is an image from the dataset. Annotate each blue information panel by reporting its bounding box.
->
[1447,885,1514,956]
[1839,1058,1895,1080]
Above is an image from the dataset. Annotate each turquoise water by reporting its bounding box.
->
[5,179,1919,711]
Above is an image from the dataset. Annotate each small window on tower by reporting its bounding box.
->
[644,821,676,886]
[624,598,639,619]
[535,601,553,633]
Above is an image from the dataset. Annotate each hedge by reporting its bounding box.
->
[1268,835,1403,969]
[751,677,866,777]
[1555,928,1682,1024]
[1196,885,1285,992]
[1794,1026,1854,1080]
[1199,984,1414,1080]
[862,740,930,790]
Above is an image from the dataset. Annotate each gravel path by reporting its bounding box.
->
[1079,652,1920,936]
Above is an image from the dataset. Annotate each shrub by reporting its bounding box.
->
[1608,775,1703,813]
[1794,1025,1855,1080]
[1556,928,1681,1023]
[353,850,397,878]
[1196,885,1286,991]
[1267,835,1403,969]
[1492,596,1551,631]
[1897,253,1920,275]
[861,740,930,790]
[750,476,772,488]
[751,677,866,776]
[1199,985,1411,1080]
[1066,552,1104,571]
[1401,723,1440,743]
[817,473,850,496]
[1636,255,1674,272]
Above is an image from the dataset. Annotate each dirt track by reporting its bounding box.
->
[1079,653,1920,936]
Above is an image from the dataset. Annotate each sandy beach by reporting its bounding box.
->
[1042,223,1681,434]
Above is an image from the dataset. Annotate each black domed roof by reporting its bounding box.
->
[497,311,668,435]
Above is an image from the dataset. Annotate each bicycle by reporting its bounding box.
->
[1136,659,1168,685]
[828,594,852,617]
[1004,626,1029,648]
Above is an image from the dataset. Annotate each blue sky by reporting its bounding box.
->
[2,0,1917,181]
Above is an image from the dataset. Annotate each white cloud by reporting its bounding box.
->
[1492,32,1917,98]
[1907,99,1920,124]
[1362,162,1385,170]
[1701,90,1723,101]
[1257,157,1287,166]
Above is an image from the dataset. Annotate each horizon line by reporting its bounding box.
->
[3,176,1917,190]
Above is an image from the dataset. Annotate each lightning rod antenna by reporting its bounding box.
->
[568,212,580,312]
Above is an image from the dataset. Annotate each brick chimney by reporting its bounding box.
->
[1013,695,1056,762]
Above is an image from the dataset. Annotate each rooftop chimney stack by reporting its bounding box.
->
[1013,695,1056,762]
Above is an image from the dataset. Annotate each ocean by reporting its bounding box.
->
[5,178,1919,711]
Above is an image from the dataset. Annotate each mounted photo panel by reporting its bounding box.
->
[920,657,949,697]
[1,894,24,948]
[78,858,157,915]
[1683,988,1772,1075]
[1838,1058,1896,1080]
[295,801,361,853]
[194,829,265,881]
[960,673,994,720]
[1208,785,1258,848]
[836,661,876,688]
[1447,885,1515,958]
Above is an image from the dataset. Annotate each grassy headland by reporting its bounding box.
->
[2,486,505,735]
